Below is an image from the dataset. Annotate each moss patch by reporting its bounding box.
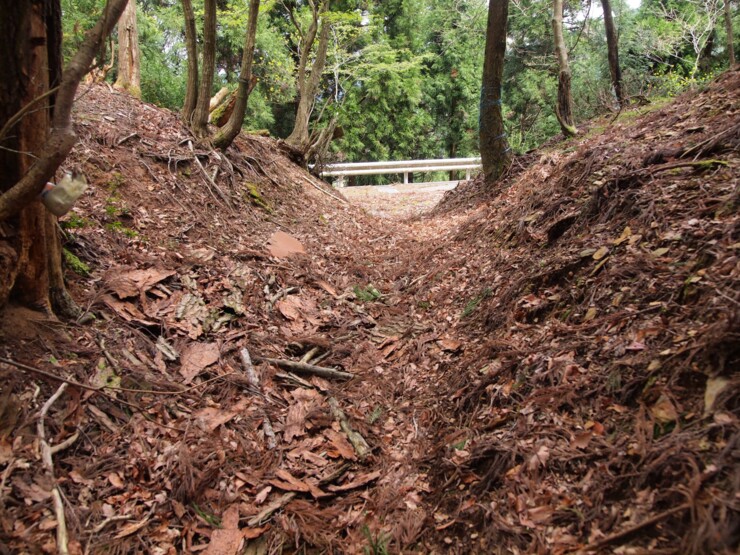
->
[245,182,273,212]
[63,249,91,276]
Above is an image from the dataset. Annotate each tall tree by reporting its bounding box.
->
[191,0,217,138]
[0,0,127,315]
[552,0,577,136]
[480,0,512,182]
[181,0,199,122]
[114,0,141,97]
[212,0,260,150]
[601,0,624,104]
[286,0,332,153]
[725,0,736,65]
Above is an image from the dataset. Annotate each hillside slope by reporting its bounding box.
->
[406,68,739,554]
[0,70,737,554]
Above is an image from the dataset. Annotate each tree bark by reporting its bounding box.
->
[114,0,141,97]
[181,0,199,123]
[0,0,127,313]
[287,0,330,153]
[552,0,577,136]
[725,0,735,66]
[601,0,623,105]
[480,0,512,183]
[191,0,217,138]
[212,0,260,150]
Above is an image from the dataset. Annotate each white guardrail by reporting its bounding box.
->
[320,157,482,187]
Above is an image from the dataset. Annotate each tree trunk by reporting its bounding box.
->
[0,0,127,315]
[181,0,199,123]
[191,0,217,138]
[212,0,260,150]
[552,0,577,136]
[480,0,512,183]
[601,0,623,105]
[726,0,736,66]
[114,0,141,97]
[287,0,330,153]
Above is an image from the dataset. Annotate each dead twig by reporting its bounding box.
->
[303,175,348,204]
[239,348,277,449]
[37,383,75,555]
[268,286,299,305]
[582,503,691,552]
[327,397,371,460]
[0,356,232,397]
[246,492,296,527]
[254,356,353,381]
[116,132,138,146]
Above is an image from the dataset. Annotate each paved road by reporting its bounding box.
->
[340,181,459,219]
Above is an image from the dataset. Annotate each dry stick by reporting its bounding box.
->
[38,383,74,555]
[583,503,691,552]
[239,348,277,450]
[0,459,17,510]
[299,347,320,364]
[254,356,353,381]
[246,492,296,527]
[270,352,369,460]
[302,175,348,204]
[268,286,299,305]
[327,397,370,460]
[275,371,313,389]
[0,356,231,396]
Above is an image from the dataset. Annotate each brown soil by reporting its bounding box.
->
[0,70,738,555]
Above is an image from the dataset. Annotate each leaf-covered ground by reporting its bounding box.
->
[0,70,737,554]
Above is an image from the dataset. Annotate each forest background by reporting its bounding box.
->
[64,0,737,183]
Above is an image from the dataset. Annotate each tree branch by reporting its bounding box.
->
[0,0,128,222]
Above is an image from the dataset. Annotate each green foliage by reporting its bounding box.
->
[461,287,492,318]
[244,182,273,212]
[60,0,735,171]
[361,525,390,555]
[105,221,139,238]
[353,284,382,302]
[60,214,91,229]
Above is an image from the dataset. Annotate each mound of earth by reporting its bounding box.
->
[0,69,737,555]
[406,68,739,553]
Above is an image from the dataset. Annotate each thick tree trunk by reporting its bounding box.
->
[480,0,512,183]
[114,0,141,97]
[552,0,577,136]
[212,0,260,150]
[181,0,199,123]
[287,0,330,153]
[601,0,623,105]
[191,0,217,138]
[726,0,736,66]
[0,0,127,314]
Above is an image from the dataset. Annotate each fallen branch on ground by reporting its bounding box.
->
[268,286,299,305]
[327,397,370,460]
[582,503,691,552]
[302,175,348,204]
[240,348,277,449]
[247,492,296,527]
[254,356,353,380]
[37,383,74,555]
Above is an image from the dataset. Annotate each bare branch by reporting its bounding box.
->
[0,0,128,222]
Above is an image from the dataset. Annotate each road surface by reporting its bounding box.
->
[340,181,459,219]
